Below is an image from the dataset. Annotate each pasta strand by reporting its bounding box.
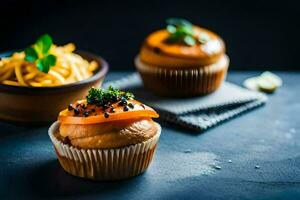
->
[0,44,98,87]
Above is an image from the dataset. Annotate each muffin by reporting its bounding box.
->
[48,86,161,181]
[135,18,229,97]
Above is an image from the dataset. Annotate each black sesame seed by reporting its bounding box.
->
[123,106,129,112]
[120,97,128,104]
[83,112,89,117]
[118,100,127,106]
[110,108,115,113]
[68,104,74,111]
[140,104,145,109]
[128,103,134,109]
[74,108,80,115]
[102,104,109,110]
[104,112,109,118]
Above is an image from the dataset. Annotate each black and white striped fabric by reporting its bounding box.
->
[103,73,267,131]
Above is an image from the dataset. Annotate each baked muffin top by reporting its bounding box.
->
[139,18,225,67]
[58,118,159,149]
[56,86,160,149]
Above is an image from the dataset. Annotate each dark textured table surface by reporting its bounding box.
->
[1,71,299,200]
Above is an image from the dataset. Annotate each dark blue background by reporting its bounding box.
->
[0,0,299,70]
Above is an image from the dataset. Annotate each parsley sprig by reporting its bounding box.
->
[165,18,210,46]
[86,86,134,106]
[25,34,57,73]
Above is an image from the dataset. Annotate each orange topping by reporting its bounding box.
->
[58,100,159,125]
[140,27,225,67]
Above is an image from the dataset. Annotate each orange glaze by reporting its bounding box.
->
[58,100,159,125]
[140,26,225,67]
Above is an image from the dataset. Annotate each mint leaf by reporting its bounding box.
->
[35,34,53,54]
[166,25,177,34]
[166,18,197,46]
[25,47,38,62]
[178,25,194,36]
[36,60,44,72]
[36,54,56,73]
[184,35,196,46]
[24,34,57,73]
[166,18,193,28]
[45,54,56,66]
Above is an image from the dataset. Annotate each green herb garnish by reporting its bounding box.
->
[165,18,210,46]
[86,86,134,106]
[25,34,57,73]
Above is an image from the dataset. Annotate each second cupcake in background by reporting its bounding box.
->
[135,18,229,97]
[48,86,161,181]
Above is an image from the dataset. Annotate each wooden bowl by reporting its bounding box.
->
[0,51,109,123]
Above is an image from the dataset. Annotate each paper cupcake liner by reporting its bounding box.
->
[135,55,229,97]
[48,121,161,181]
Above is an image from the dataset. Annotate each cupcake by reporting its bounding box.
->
[48,86,161,181]
[135,18,229,97]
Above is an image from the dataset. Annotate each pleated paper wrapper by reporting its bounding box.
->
[135,55,229,97]
[48,121,161,181]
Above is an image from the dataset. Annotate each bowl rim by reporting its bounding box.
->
[0,50,109,94]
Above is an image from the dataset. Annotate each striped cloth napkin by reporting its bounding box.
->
[103,73,267,131]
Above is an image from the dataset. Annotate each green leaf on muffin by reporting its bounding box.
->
[166,18,193,31]
[86,86,134,106]
[165,18,209,46]
[25,34,57,73]
[165,18,196,46]
[183,35,196,46]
